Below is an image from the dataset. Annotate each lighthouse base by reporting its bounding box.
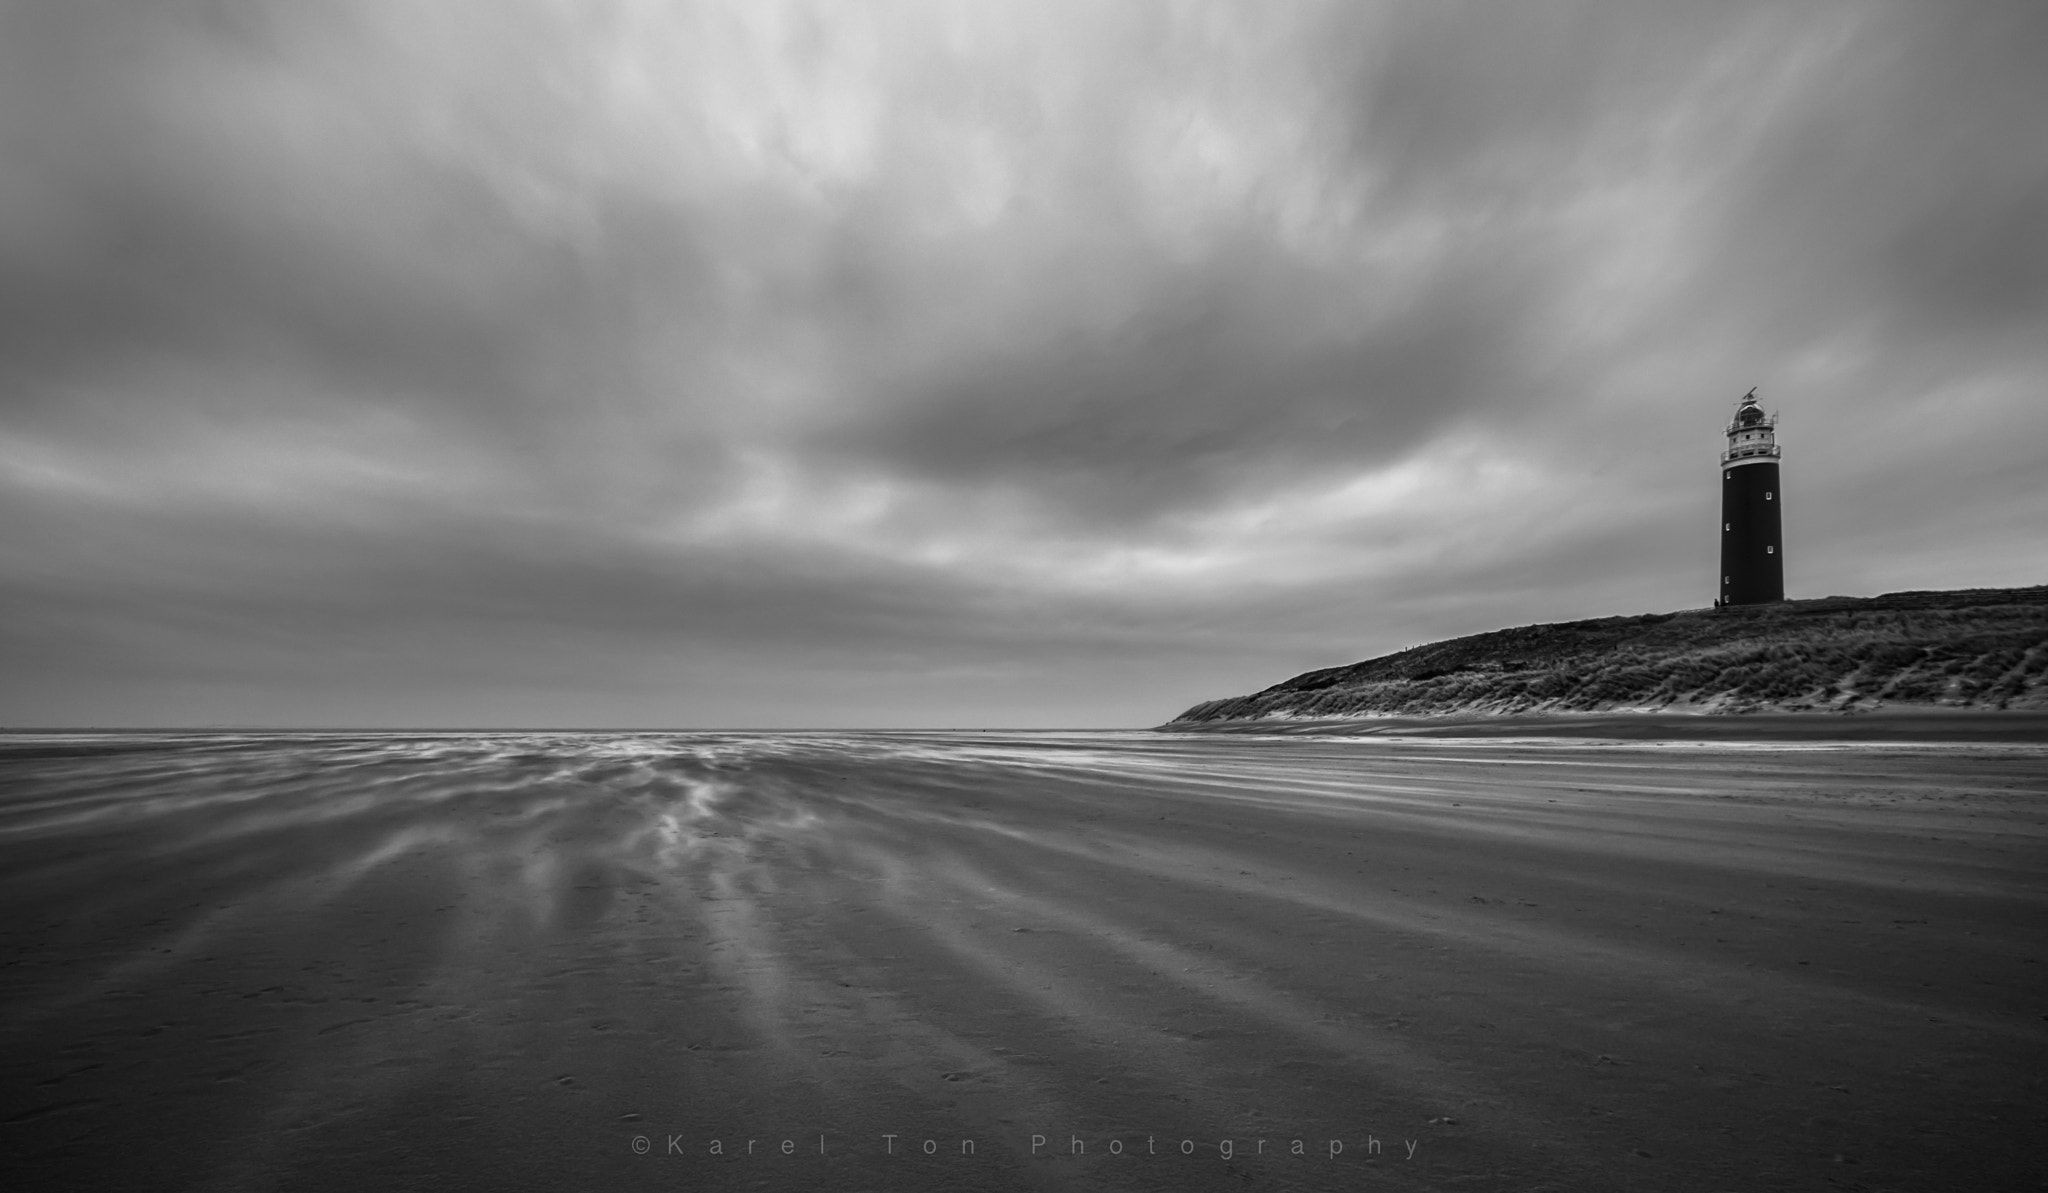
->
[1719,460,1783,606]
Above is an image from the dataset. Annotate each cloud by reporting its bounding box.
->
[2,0,2044,726]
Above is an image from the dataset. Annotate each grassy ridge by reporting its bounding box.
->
[1170,586,2048,723]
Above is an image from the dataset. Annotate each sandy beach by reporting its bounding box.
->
[3,729,2043,1191]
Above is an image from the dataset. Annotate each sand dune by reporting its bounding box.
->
[3,730,2044,1191]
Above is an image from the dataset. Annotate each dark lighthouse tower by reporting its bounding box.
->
[1719,388,1783,605]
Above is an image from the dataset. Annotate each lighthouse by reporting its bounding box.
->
[1718,388,1783,606]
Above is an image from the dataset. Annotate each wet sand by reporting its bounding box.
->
[2,730,2044,1191]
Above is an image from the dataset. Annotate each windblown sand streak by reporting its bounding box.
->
[2,730,2043,1191]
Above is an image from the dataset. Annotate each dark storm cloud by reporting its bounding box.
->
[2,0,2044,727]
[820,243,1542,521]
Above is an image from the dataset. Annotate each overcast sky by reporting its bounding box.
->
[3,0,2044,728]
